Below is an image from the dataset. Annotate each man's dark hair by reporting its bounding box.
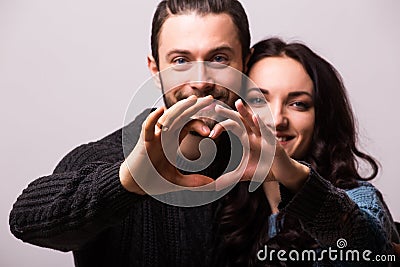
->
[151,0,250,67]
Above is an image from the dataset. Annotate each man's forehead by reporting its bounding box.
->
[158,12,241,57]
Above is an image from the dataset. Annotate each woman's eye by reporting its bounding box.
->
[291,101,309,110]
[248,97,267,105]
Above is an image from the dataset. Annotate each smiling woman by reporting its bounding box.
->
[2,0,400,267]
[212,38,400,267]
[246,56,315,160]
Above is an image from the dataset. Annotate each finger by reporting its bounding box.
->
[215,104,243,125]
[169,95,214,132]
[176,174,214,187]
[144,106,165,141]
[210,119,242,139]
[264,171,277,182]
[215,153,249,191]
[158,95,198,130]
[215,105,255,138]
[236,99,260,136]
[254,114,275,145]
[181,95,215,118]
[181,119,210,138]
[167,96,215,131]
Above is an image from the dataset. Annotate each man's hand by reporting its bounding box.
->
[120,96,216,195]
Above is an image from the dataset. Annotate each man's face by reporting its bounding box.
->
[149,13,245,111]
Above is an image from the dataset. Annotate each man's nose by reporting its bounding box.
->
[190,62,214,93]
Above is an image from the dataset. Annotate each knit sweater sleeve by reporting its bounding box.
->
[9,110,150,252]
[281,165,399,254]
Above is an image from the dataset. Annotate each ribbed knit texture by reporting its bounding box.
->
[9,109,221,267]
[278,165,399,266]
[9,109,399,266]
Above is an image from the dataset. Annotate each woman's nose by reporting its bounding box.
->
[268,104,288,130]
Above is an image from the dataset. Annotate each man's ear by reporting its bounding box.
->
[243,48,254,73]
[147,54,161,89]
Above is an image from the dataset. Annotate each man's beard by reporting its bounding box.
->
[162,87,234,136]
[162,86,231,109]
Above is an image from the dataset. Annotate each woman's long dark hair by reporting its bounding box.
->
[214,38,379,266]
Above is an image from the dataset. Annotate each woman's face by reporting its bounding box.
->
[246,56,315,159]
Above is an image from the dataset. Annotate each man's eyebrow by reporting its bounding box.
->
[247,87,312,98]
[166,49,191,58]
[165,45,235,59]
[208,45,235,55]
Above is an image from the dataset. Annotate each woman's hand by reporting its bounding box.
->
[211,99,310,193]
[211,100,275,185]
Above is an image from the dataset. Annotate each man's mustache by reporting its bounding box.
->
[175,90,229,103]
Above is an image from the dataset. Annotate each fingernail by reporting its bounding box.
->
[235,99,243,108]
[202,126,209,133]
[188,95,196,100]
[162,126,169,132]
[209,130,215,138]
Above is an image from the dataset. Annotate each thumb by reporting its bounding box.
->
[180,119,210,140]
[176,173,214,187]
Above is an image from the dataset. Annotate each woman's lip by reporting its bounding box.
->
[278,140,290,146]
[276,136,295,146]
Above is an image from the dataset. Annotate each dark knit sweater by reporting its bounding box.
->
[9,109,227,267]
[9,109,399,267]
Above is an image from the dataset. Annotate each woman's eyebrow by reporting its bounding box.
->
[247,87,269,94]
[247,88,312,98]
[287,91,313,98]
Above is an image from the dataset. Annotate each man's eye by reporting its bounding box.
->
[173,58,188,65]
[213,55,228,64]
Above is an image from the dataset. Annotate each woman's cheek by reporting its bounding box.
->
[248,105,274,126]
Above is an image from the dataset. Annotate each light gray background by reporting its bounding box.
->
[1,0,399,266]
